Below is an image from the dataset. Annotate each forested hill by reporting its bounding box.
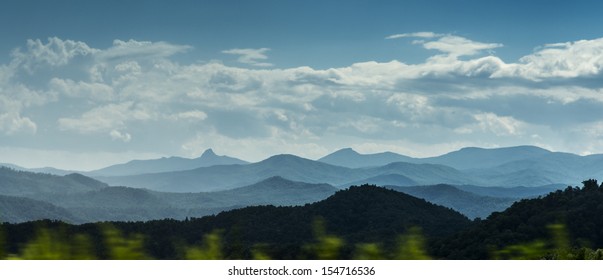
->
[433,179,603,259]
[0,167,107,197]
[0,185,471,259]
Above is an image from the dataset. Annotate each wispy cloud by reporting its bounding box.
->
[97,39,192,61]
[3,35,603,168]
[387,32,502,57]
[222,48,273,67]
[385,32,442,39]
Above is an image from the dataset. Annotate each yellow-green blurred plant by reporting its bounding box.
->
[10,228,95,260]
[185,230,223,260]
[493,240,547,260]
[102,225,149,260]
[548,224,570,259]
[493,224,571,260]
[306,218,344,260]
[251,244,271,260]
[354,243,384,260]
[394,227,431,260]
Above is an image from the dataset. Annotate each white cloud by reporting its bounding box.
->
[97,39,192,61]
[0,112,37,135]
[110,129,132,142]
[385,32,442,39]
[58,102,153,134]
[222,48,273,67]
[0,84,46,135]
[49,78,114,101]
[11,37,98,72]
[494,38,603,80]
[167,110,208,121]
[473,113,524,136]
[423,35,503,57]
[5,34,603,167]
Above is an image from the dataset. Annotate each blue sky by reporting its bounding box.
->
[2,1,603,169]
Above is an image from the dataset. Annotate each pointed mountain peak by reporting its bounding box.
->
[201,148,216,157]
[334,147,359,155]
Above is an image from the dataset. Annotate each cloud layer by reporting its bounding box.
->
[2,33,603,169]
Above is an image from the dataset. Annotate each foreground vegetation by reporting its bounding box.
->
[3,181,603,260]
[2,220,603,260]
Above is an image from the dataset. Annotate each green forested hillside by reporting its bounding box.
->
[0,185,471,259]
[433,179,603,259]
[388,184,516,219]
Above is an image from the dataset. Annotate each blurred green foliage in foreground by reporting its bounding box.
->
[0,221,600,260]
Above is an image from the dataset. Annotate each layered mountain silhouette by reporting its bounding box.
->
[319,148,415,168]
[96,154,481,192]
[3,144,603,225]
[0,168,338,223]
[95,146,580,192]
[88,149,248,176]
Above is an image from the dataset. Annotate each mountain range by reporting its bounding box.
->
[0,167,339,223]
[94,146,587,193]
[95,154,481,192]
[6,145,603,191]
[88,148,248,176]
[2,144,602,224]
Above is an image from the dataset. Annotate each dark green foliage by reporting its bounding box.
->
[433,180,603,259]
[0,185,470,259]
[389,184,517,219]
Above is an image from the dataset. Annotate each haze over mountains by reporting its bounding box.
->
[92,145,591,193]
[89,148,248,176]
[0,167,338,223]
[4,145,603,190]
[3,145,603,224]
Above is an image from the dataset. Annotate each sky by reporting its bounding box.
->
[2,0,603,170]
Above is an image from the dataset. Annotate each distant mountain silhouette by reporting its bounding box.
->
[97,154,481,192]
[96,154,362,192]
[25,176,338,223]
[318,145,552,170]
[342,173,417,187]
[89,149,248,176]
[318,148,415,168]
[0,195,81,223]
[420,145,551,170]
[454,184,564,198]
[388,184,516,219]
[0,167,107,197]
[367,162,479,187]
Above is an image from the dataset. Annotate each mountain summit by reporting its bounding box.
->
[89,148,248,176]
[319,148,415,168]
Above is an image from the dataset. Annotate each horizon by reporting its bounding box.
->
[2,1,603,170]
[0,143,585,171]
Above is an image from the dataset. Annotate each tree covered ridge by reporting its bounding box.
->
[4,181,603,259]
[433,179,603,259]
[0,184,470,259]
